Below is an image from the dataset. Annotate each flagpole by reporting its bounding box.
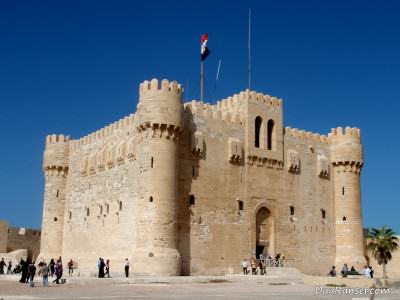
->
[200,60,204,102]
[248,8,251,91]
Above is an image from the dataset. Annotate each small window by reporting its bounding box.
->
[342,187,345,195]
[342,216,346,221]
[237,200,244,211]
[189,195,195,206]
[290,206,295,216]
[56,190,59,198]
[321,209,326,220]
[192,166,195,177]
[119,201,122,211]
[151,157,154,168]
[69,211,72,220]
[86,208,90,217]
[100,205,103,215]
[149,196,153,202]
[54,217,58,222]
[106,204,109,214]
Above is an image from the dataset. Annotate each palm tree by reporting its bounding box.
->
[367,226,399,278]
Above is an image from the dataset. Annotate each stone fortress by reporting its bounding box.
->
[39,78,366,276]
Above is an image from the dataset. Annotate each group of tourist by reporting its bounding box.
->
[240,254,284,275]
[0,257,13,275]
[97,257,130,278]
[328,263,374,278]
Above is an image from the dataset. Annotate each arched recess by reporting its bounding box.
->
[267,119,275,150]
[255,116,264,148]
[252,203,275,258]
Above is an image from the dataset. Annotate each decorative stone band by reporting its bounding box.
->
[246,155,284,170]
[332,161,363,174]
[137,122,182,141]
[44,166,68,177]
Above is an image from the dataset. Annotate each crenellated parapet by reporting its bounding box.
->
[285,127,330,146]
[43,134,70,176]
[71,113,136,150]
[137,122,181,141]
[329,127,363,173]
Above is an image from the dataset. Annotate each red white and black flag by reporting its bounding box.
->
[201,33,210,61]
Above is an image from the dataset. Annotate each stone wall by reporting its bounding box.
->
[0,220,9,253]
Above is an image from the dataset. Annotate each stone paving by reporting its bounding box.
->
[1,274,400,300]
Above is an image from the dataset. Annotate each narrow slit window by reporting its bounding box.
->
[56,190,59,198]
[69,211,72,220]
[192,166,195,177]
[86,208,90,217]
[342,187,345,195]
[321,209,326,219]
[149,196,153,202]
[106,204,109,214]
[237,200,244,211]
[119,201,123,211]
[151,157,154,168]
[290,206,295,216]
[189,195,195,206]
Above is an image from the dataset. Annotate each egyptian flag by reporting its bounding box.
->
[201,33,211,61]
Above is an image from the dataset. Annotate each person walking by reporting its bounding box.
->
[39,262,49,287]
[7,260,12,274]
[124,258,130,278]
[68,259,74,276]
[98,258,105,278]
[49,258,55,277]
[28,261,36,287]
[104,259,110,278]
[20,258,29,283]
[0,258,6,275]
[53,260,63,284]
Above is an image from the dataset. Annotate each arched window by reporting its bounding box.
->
[255,116,263,148]
[267,119,274,150]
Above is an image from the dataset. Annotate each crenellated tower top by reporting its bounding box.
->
[43,134,70,176]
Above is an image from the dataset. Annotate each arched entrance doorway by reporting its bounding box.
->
[255,207,273,258]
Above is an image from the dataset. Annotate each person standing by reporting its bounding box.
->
[20,258,30,283]
[7,260,12,274]
[104,259,110,278]
[53,260,63,284]
[68,259,74,276]
[28,261,36,287]
[124,258,130,278]
[250,257,256,275]
[240,258,248,275]
[0,258,6,274]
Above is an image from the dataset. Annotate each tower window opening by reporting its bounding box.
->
[192,166,195,177]
[342,216,346,221]
[321,209,326,220]
[189,194,195,206]
[342,187,345,195]
[151,157,154,168]
[255,116,263,148]
[149,196,153,202]
[86,208,90,217]
[106,204,109,214]
[69,211,72,220]
[267,119,274,150]
[237,200,244,211]
[100,205,103,215]
[290,206,295,216]
[119,201,122,211]
[56,190,59,198]
[54,217,58,222]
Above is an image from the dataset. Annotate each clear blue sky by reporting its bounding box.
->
[0,0,399,233]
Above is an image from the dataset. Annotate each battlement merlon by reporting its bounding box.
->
[43,134,70,174]
[329,127,363,169]
[137,79,184,130]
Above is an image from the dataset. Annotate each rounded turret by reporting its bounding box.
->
[39,134,70,261]
[329,127,366,270]
[134,79,183,275]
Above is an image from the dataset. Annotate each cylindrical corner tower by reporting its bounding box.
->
[39,134,70,261]
[330,127,366,270]
[134,78,183,275]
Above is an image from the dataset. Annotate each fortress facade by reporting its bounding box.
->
[39,79,366,275]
